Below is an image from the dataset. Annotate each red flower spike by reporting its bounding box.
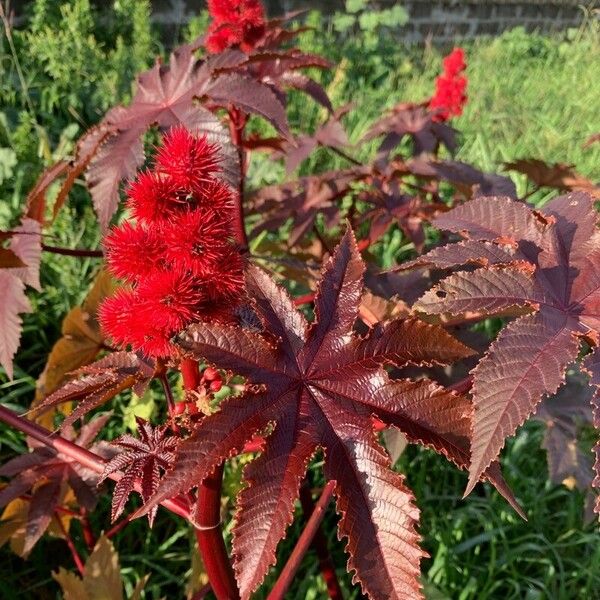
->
[100,126,245,359]
[443,48,466,77]
[126,171,180,224]
[206,0,266,54]
[104,221,165,283]
[156,127,221,193]
[429,47,468,122]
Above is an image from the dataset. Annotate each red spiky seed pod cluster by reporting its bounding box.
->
[205,0,266,54]
[429,47,468,122]
[99,126,245,358]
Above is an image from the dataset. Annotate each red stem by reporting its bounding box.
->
[267,481,336,600]
[0,405,190,519]
[294,293,315,306]
[180,359,239,600]
[228,107,249,252]
[41,243,103,258]
[299,483,343,600]
[194,465,239,600]
[104,514,133,540]
[79,508,96,551]
[55,511,86,576]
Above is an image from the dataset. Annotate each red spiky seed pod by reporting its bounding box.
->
[126,171,181,225]
[104,221,165,283]
[161,207,234,277]
[155,126,221,193]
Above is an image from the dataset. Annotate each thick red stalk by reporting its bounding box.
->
[267,481,336,600]
[299,483,343,600]
[0,405,190,519]
[180,358,239,600]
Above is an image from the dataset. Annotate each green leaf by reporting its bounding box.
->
[346,0,367,13]
[123,388,156,432]
[332,13,355,32]
[0,147,17,185]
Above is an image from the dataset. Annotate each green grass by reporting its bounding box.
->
[1,7,599,599]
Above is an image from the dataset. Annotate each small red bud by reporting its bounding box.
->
[171,402,186,416]
[209,379,223,393]
[203,367,220,381]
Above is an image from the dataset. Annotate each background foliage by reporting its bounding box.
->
[0,1,599,598]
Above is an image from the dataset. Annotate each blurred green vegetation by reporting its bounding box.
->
[0,1,599,598]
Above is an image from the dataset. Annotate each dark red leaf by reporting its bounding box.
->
[0,414,108,553]
[36,352,156,427]
[411,193,600,494]
[136,227,516,599]
[100,419,177,526]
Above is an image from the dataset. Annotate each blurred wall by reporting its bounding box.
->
[7,0,595,43]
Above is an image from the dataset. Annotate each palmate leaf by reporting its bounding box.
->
[99,418,177,526]
[0,413,110,554]
[85,42,289,228]
[239,49,334,111]
[249,167,371,246]
[406,158,518,199]
[504,158,600,198]
[34,270,115,420]
[53,535,148,600]
[0,216,43,379]
[36,352,156,428]
[362,102,456,160]
[533,371,595,503]
[409,192,600,494]
[358,179,445,251]
[136,228,520,599]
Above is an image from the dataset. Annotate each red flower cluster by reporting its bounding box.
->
[205,0,266,54]
[99,127,245,358]
[429,48,468,122]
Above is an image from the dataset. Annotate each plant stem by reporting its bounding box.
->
[161,376,175,411]
[104,513,133,540]
[180,359,239,600]
[0,3,37,123]
[0,405,190,519]
[293,292,315,306]
[299,483,343,600]
[329,145,362,167]
[41,244,103,258]
[267,481,336,600]
[194,465,239,600]
[228,107,249,252]
[55,510,86,576]
[79,508,96,551]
